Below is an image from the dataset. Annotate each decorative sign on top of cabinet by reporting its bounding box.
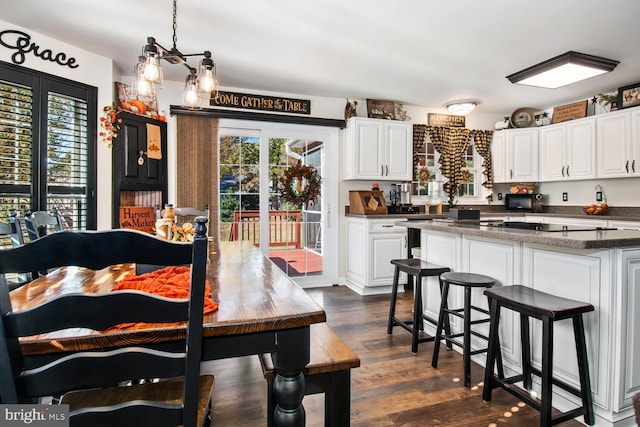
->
[596,107,640,178]
[538,117,596,181]
[491,127,538,183]
[344,117,412,181]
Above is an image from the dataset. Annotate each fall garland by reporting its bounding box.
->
[279,161,322,208]
[99,104,122,147]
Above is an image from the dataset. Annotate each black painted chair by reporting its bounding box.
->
[24,210,65,241]
[483,285,594,427]
[0,216,30,290]
[0,217,214,427]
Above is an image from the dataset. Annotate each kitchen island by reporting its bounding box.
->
[398,219,640,427]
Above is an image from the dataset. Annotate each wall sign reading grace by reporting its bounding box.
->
[0,29,79,69]
[211,90,310,115]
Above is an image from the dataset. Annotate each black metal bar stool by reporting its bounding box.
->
[431,271,500,387]
[387,258,450,354]
[482,285,594,427]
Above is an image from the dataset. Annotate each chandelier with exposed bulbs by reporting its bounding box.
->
[134,0,218,108]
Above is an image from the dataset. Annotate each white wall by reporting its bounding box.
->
[4,19,638,283]
[0,19,115,229]
[124,80,348,205]
[493,179,640,208]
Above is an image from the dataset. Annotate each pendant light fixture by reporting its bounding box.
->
[134,0,218,108]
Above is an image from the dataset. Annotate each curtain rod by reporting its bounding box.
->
[170,106,346,128]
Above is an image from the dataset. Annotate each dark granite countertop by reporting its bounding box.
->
[396,219,640,249]
[345,213,448,220]
[345,211,640,222]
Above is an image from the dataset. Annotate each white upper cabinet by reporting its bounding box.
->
[344,117,412,181]
[539,118,596,181]
[491,130,507,183]
[492,106,640,184]
[596,107,640,178]
[492,128,538,183]
[508,128,538,182]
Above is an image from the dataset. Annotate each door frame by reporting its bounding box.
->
[218,119,339,287]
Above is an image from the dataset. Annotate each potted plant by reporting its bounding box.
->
[596,92,618,112]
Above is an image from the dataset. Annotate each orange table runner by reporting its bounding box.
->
[107,265,218,331]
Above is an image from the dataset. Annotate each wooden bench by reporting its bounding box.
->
[259,322,360,427]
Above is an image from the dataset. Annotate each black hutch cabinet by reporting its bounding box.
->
[111,111,168,229]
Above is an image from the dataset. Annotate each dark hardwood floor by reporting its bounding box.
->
[202,285,583,426]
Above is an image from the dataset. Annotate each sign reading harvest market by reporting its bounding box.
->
[211,91,311,115]
[119,206,155,233]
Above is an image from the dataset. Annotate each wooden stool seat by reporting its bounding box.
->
[483,285,594,319]
[438,271,497,287]
[387,258,450,354]
[431,272,499,387]
[483,285,595,427]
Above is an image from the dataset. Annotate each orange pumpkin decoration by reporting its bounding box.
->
[130,99,147,115]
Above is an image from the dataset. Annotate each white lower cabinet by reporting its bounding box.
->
[522,245,610,412]
[420,231,460,333]
[608,220,640,231]
[615,249,640,412]
[345,217,407,295]
[418,225,640,426]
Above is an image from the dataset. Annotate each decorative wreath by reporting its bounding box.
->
[279,160,322,208]
[459,168,473,184]
[418,166,431,182]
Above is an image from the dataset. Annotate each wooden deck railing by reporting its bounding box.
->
[228,210,301,248]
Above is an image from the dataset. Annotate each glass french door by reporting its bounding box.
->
[218,120,338,287]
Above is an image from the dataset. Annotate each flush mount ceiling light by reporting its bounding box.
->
[445,101,478,115]
[506,51,619,89]
[134,0,218,108]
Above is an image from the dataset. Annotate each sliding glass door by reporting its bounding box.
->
[218,120,338,287]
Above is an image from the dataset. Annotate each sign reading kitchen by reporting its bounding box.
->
[211,91,310,115]
[428,113,465,127]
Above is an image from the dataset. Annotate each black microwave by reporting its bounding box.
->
[504,193,543,212]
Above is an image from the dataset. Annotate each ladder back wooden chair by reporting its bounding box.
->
[24,210,65,241]
[0,216,30,290]
[0,217,214,427]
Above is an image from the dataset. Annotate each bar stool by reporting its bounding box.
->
[387,258,450,354]
[431,271,499,387]
[482,285,594,427]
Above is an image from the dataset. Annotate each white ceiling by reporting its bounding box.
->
[3,0,639,115]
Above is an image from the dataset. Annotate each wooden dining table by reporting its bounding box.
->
[10,240,326,427]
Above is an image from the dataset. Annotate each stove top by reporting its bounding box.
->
[388,204,417,214]
[485,221,616,232]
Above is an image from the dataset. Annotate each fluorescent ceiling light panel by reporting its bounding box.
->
[506,51,619,89]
